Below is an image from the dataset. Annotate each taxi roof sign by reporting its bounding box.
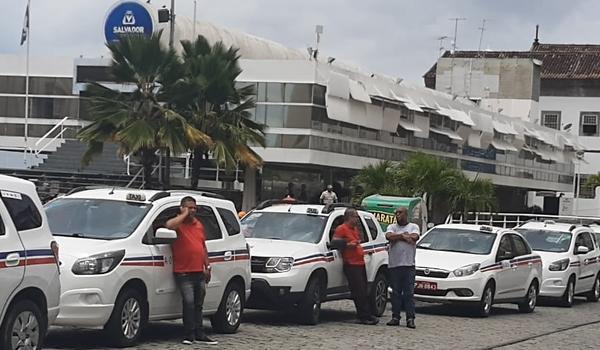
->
[479,225,494,233]
[126,193,146,202]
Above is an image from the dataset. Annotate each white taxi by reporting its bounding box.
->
[415,224,542,317]
[45,187,250,347]
[241,201,389,324]
[0,175,60,350]
[515,221,600,306]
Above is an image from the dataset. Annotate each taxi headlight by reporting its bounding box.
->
[453,263,480,277]
[265,257,294,273]
[549,258,570,271]
[72,250,126,275]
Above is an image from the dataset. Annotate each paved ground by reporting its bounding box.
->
[46,297,600,350]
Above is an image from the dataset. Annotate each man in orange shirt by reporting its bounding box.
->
[333,208,379,325]
[166,196,217,345]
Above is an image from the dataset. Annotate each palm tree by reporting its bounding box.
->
[163,36,266,189]
[448,173,497,216]
[351,160,403,203]
[78,32,209,188]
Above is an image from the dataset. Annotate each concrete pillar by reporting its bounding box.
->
[242,167,257,211]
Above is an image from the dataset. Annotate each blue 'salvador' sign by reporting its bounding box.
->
[104,1,154,43]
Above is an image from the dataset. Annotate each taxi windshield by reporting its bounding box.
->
[45,198,151,240]
[515,229,572,253]
[241,212,327,243]
[417,228,496,255]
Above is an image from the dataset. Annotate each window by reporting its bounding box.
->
[147,206,180,243]
[312,85,326,106]
[0,212,5,236]
[196,205,222,241]
[580,113,599,136]
[1,191,42,231]
[510,234,531,256]
[497,235,514,260]
[541,111,561,130]
[217,208,240,236]
[582,232,595,251]
[266,83,284,102]
[284,84,312,103]
[363,216,379,240]
[265,105,285,127]
[357,222,369,243]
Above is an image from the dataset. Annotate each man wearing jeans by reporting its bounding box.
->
[385,207,420,329]
[166,196,217,345]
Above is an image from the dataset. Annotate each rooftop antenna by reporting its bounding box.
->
[477,19,487,55]
[437,35,449,58]
[449,17,467,96]
[534,24,540,46]
[469,19,488,97]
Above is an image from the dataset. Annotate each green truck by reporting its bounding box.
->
[361,194,428,233]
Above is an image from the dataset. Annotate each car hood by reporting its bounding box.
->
[54,236,125,259]
[246,238,319,259]
[416,248,490,271]
[533,250,570,264]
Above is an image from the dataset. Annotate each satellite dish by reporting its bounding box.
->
[563,123,573,131]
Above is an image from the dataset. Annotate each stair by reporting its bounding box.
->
[35,140,127,175]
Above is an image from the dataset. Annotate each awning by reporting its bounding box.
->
[398,119,423,133]
[430,127,463,141]
[418,97,437,110]
[491,139,518,152]
[492,120,518,135]
[435,106,474,126]
[404,101,424,112]
[348,79,372,103]
[559,134,585,151]
[523,126,547,143]
[328,72,350,99]
[389,90,409,103]
[471,112,494,134]
[523,146,554,161]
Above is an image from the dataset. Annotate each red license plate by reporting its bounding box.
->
[415,281,437,291]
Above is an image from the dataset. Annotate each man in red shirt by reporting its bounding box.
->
[166,196,217,345]
[333,208,379,325]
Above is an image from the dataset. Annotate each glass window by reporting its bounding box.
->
[582,232,595,251]
[45,198,151,239]
[4,97,25,118]
[285,83,312,103]
[241,212,327,243]
[255,105,267,124]
[217,207,241,236]
[541,111,561,130]
[363,216,379,240]
[284,106,311,128]
[580,112,599,137]
[30,97,54,118]
[282,135,309,148]
[497,235,514,260]
[1,191,43,231]
[148,206,180,243]
[510,234,531,256]
[257,83,267,102]
[29,77,71,95]
[0,76,26,94]
[76,66,113,83]
[265,134,282,147]
[0,212,5,236]
[266,83,284,102]
[195,205,222,241]
[28,124,53,138]
[417,228,497,255]
[0,123,25,137]
[265,105,285,127]
[312,85,326,105]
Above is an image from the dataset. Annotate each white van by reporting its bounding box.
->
[45,188,250,347]
[0,175,60,350]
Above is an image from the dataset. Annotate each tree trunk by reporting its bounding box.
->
[141,149,156,189]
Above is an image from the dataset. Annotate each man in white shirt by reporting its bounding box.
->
[385,207,420,329]
[319,185,338,205]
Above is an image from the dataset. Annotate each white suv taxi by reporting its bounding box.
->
[0,175,60,350]
[241,201,389,324]
[515,221,600,306]
[44,187,250,347]
[415,224,542,317]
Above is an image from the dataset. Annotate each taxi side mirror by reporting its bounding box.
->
[153,228,178,244]
[576,246,590,255]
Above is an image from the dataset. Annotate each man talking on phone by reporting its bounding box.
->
[166,196,217,345]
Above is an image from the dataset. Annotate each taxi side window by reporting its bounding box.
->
[146,206,180,244]
[510,234,531,257]
[357,220,369,243]
[582,232,595,251]
[196,205,222,241]
[329,216,344,241]
[0,212,5,236]
[497,235,514,260]
[1,192,42,231]
[217,208,241,236]
[575,234,586,250]
[363,216,379,240]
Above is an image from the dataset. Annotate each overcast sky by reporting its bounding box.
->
[2,0,599,84]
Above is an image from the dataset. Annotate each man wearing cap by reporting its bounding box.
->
[320,185,338,205]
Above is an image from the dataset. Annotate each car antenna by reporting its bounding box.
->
[108,186,115,195]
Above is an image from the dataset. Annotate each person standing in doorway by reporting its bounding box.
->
[385,207,420,329]
[320,184,338,205]
[333,208,379,325]
[166,196,218,345]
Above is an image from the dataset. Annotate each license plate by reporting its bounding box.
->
[415,281,437,291]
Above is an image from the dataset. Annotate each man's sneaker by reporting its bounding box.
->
[195,333,218,345]
[386,317,400,326]
[407,319,416,329]
[182,338,194,345]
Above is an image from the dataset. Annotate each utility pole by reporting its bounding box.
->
[163,0,176,188]
[437,36,449,58]
[468,19,487,97]
[448,17,466,96]
[193,0,197,39]
[477,19,487,55]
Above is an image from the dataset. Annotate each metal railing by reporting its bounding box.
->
[446,212,600,228]
[26,116,70,158]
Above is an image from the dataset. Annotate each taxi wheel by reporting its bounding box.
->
[561,277,575,307]
[104,288,147,348]
[1,299,46,350]
[585,274,600,302]
[369,272,388,317]
[477,282,494,317]
[298,277,324,325]
[211,281,244,333]
[518,281,538,313]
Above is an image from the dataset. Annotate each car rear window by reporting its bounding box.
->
[0,190,42,231]
[515,228,571,253]
[417,228,496,255]
[217,208,241,236]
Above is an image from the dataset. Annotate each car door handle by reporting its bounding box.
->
[5,253,21,267]
[223,251,233,261]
